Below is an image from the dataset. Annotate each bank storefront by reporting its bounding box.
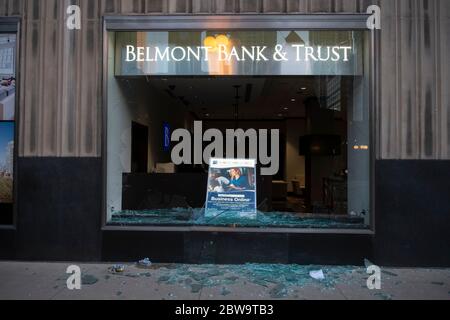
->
[0,0,449,266]
[105,15,373,233]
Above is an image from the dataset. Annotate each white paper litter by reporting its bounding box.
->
[309,270,325,280]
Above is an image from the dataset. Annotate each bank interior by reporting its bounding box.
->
[106,74,370,229]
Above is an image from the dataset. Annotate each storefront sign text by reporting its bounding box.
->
[125,44,353,63]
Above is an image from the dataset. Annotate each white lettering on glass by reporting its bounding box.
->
[124,45,353,63]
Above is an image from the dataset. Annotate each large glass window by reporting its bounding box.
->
[106,30,371,230]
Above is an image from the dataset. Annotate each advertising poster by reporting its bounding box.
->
[0,122,14,204]
[205,158,257,219]
[0,34,16,121]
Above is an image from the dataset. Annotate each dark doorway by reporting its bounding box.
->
[131,121,148,173]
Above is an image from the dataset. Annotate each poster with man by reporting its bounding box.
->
[205,158,257,219]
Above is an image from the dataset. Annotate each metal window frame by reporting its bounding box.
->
[104,14,370,31]
[101,14,378,235]
[0,17,20,230]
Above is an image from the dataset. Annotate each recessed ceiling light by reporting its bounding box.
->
[291,98,296,102]
[300,87,307,91]
[283,107,289,110]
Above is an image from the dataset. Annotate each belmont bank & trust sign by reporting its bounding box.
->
[115,30,363,76]
[125,44,353,63]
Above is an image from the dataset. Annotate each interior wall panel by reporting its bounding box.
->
[0,0,448,159]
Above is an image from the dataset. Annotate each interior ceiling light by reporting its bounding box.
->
[204,34,230,52]
[204,36,217,51]
[215,34,230,47]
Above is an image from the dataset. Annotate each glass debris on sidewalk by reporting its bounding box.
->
[109,264,125,273]
[138,258,152,268]
[48,262,446,299]
[104,263,359,298]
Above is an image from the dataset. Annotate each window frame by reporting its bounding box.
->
[0,17,20,229]
[101,14,379,235]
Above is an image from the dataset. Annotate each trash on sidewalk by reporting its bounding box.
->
[109,264,125,273]
[138,258,152,268]
[309,269,325,280]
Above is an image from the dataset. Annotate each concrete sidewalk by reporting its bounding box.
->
[0,261,449,300]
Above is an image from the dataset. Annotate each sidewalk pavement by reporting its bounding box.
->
[0,261,449,300]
